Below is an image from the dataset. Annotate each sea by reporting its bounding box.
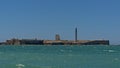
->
[0,45,119,68]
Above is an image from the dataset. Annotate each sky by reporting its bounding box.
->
[0,0,120,44]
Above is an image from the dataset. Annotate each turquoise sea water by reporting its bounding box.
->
[0,45,119,68]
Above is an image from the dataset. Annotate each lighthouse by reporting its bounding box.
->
[75,27,78,42]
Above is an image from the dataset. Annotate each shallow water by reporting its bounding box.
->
[0,45,119,68]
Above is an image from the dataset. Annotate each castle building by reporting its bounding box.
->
[55,34,60,41]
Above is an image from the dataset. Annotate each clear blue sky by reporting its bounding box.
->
[0,0,120,44]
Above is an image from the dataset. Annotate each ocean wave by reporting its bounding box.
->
[0,52,3,54]
[60,49,65,52]
[103,50,116,53]
[16,64,25,68]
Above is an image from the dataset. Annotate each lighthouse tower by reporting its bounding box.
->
[75,28,78,42]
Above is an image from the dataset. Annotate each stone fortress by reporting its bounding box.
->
[1,28,109,45]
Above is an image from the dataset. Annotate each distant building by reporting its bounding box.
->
[6,38,43,45]
[80,40,110,45]
[20,39,43,45]
[6,38,20,45]
[43,40,64,45]
[4,28,110,45]
[43,40,109,45]
[55,34,60,41]
[5,38,109,45]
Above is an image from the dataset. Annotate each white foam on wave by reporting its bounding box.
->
[114,58,119,61]
[108,50,115,53]
[103,50,115,53]
[112,58,119,62]
[60,49,65,52]
[39,66,53,68]
[68,54,73,56]
[16,64,25,68]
